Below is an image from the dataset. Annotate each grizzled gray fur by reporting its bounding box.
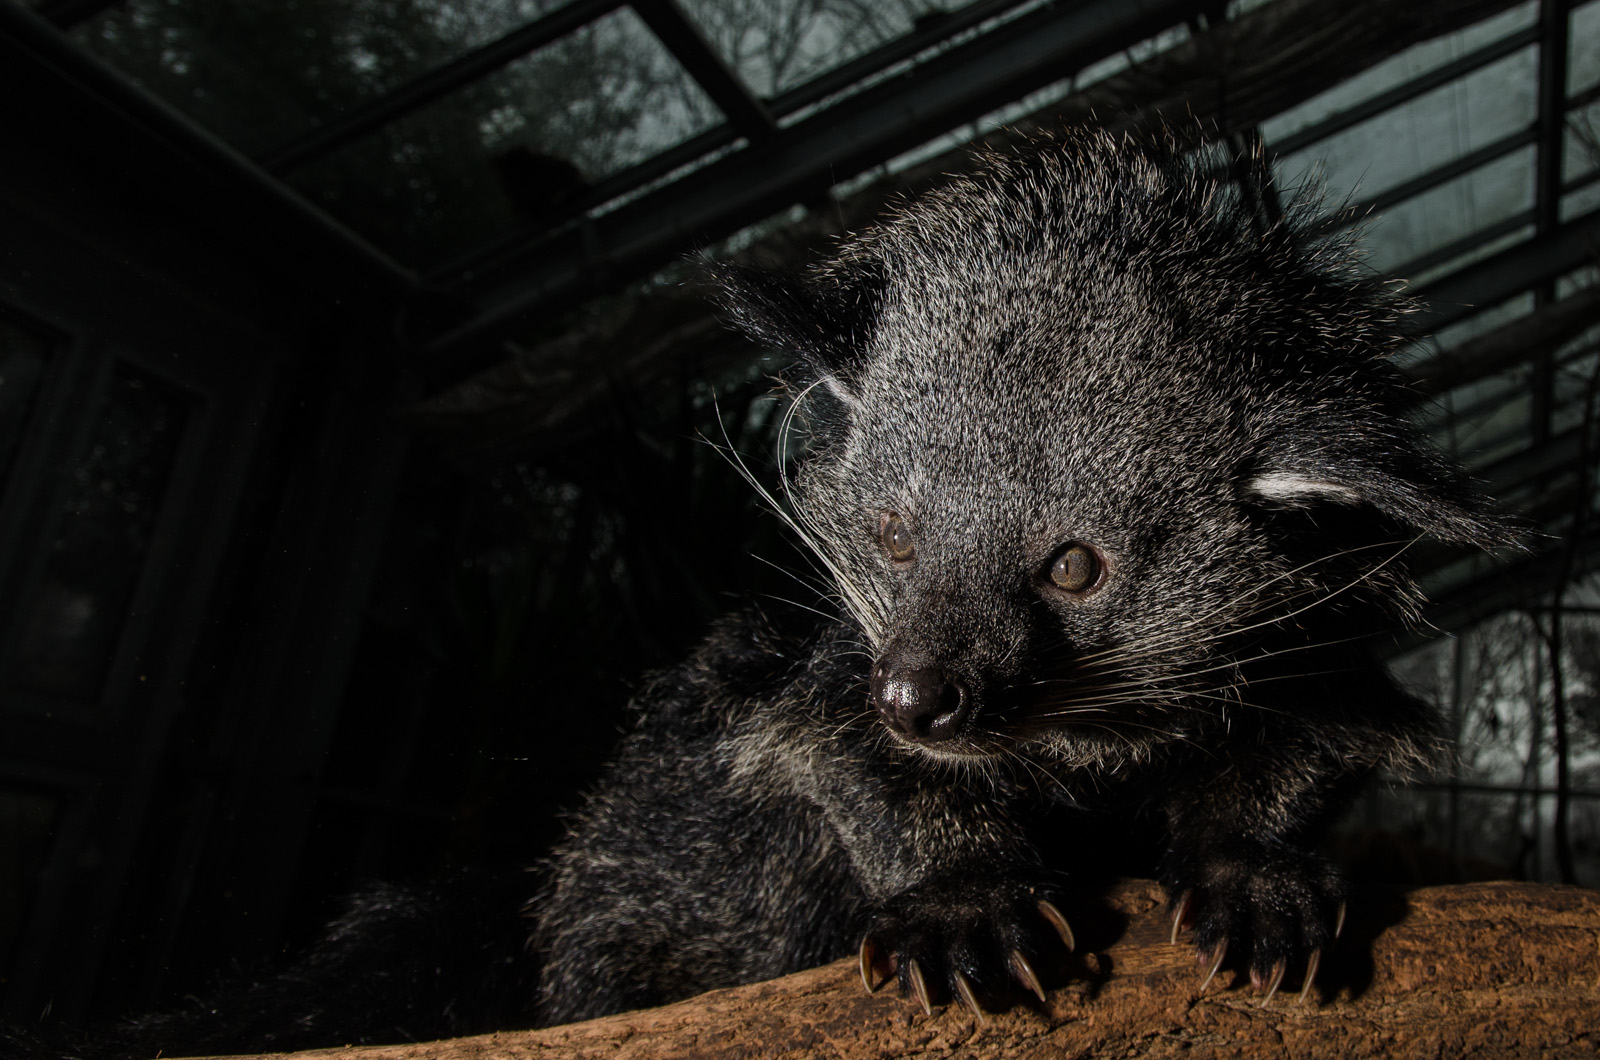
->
[533,127,1509,1022]
[2,128,1511,1058]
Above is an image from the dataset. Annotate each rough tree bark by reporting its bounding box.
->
[208,880,1599,1060]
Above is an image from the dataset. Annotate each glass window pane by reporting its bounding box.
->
[1402,222,1535,289]
[1274,45,1538,211]
[11,363,189,705]
[0,315,51,501]
[1552,348,1600,440]
[1430,291,1536,351]
[69,0,575,157]
[1351,145,1536,275]
[1569,0,1600,99]
[677,0,985,101]
[287,6,720,265]
[1261,1,1537,146]
[1561,177,1600,222]
[1563,95,1600,183]
[1430,365,1533,467]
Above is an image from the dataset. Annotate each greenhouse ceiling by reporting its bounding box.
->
[3,0,1600,629]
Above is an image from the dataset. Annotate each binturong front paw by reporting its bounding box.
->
[857,872,1075,1019]
[1164,843,1346,1006]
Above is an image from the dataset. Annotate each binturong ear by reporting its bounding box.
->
[1244,418,1519,551]
[706,259,883,410]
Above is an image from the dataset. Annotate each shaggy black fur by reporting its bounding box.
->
[5,127,1510,1055]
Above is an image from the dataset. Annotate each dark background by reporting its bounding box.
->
[1,0,1597,1032]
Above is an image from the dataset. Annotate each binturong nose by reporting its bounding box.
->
[870,657,972,742]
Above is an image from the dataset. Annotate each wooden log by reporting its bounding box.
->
[207,880,1599,1060]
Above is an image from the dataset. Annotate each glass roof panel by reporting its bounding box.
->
[284,6,719,265]
[1569,0,1600,98]
[1301,142,1533,276]
[1557,264,1600,299]
[1426,366,1531,467]
[769,0,1060,131]
[1402,221,1535,289]
[1431,291,1538,350]
[843,19,1191,187]
[1561,178,1600,221]
[675,0,989,101]
[1433,385,1529,470]
[1560,112,1600,212]
[1273,45,1537,213]
[1552,346,1600,436]
[69,0,579,158]
[1563,97,1600,182]
[1259,1,1537,146]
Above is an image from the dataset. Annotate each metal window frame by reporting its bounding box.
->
[257,0,627,174]
[415,0,1213,372]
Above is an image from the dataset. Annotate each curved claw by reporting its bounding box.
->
[1334,899,1347,941]
[1257,959,1287,1007]
[1298,948,1322,1005]
[952,969,987,1024]
[1036,899,1076,952]
[1198,939,1228,993]
[859,936,880,994]
[1169,890,1193,945]
[908,957,934,1016]
[1009,948,1047,1004]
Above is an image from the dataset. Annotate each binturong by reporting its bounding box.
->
[4,127,1513,1060]
[533,125,1515,1022]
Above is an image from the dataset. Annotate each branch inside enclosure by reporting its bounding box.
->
[205,879,1600,1060]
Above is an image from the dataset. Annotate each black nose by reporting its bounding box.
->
[870,660,971,742]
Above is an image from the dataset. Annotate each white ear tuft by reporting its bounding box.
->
[815,371,859,411]
[1247,472,1364,507]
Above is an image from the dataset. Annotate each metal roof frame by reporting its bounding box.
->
[1269,22,1543,158]
[1409,206,1600,335]
[0,0,420,298]
[414,0,1212,369]
[10,2,1600,608]
[395,0,1547,458]
[257,0,627,174]
[258,0,1041,180]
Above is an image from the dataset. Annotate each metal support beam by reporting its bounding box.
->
[631,0,774,140]
[428,0,1043,284]
[1535,0,1571,236]
[1411,285,1600,398]
[768,0,1042,119]
[419,0,1208,373]
[1479,424,1586,497]
[1408,206,1600,334]
[257,0,625,174]
[1393,429,1596,652]
[1270,22,1541,158]
[0,0,418,298]
[1414,529,1600,647]
[1319,126,1539,233]
[1385,160,1599,282]
[1530,0,1572,444]
[1389,210,1536,281]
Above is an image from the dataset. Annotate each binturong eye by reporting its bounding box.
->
[880,513,916,562]
[1048,543,1102,593]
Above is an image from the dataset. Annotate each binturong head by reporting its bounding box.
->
[713,127,1516,768]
